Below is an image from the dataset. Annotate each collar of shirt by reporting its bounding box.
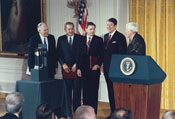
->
[14,113,19,118]
[39,33,48,44]
[130,33,136,41]
[67,35,74,43]
[39,33,48,50]
[86,35,93,44]
[109,29,117,39]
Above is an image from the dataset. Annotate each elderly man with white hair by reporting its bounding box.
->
[0,92,24,119]
[125,22,146,55]
[73,105,96,119]
[28,22,58,78]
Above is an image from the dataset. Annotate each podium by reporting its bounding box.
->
[16,44,63,119]
[109,55,166,119]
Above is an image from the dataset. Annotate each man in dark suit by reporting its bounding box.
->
[125,22,146,55]
[36,103,58,119]
[0,92,24,119]
[28,22,58,78]
[57,22,82,118]
[80,22,103,114]
[103,18,127,118]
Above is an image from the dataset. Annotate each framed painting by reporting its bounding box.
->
[0,0,46,57]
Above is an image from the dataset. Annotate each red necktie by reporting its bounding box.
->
[87,38,91,51]
[105,35,111,49]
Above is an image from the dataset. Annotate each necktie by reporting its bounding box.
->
[129,39,132,45]
[43,38,48,50]
[105,34,111,49]
[44,38,47,44]
[69,37,72,48]
[87,37,91,51]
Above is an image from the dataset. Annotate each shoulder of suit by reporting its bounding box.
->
[58,35,67,40]
[29,34,40,43]
[48,34,54,38]
[0,113,17,119]
[115,30,125,37]
[93,35,103,40]
[74,33,84,38]
[104,33,109,37]
[30,34,39,39]
[135,33,144,39]
[134,33,145,42]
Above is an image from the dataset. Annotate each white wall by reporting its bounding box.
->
[46,0,129,102]
[0,57,27,93]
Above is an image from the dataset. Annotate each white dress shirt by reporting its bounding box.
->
[39,34,48,50]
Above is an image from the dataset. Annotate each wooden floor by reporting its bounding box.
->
[0,98,167,119]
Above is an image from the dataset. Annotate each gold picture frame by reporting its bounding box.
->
[0,0,46,58]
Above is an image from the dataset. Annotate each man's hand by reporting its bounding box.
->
[72,64,76,72]
[92,65,100,70]
[63,63,70,73]
[77,69,82,77]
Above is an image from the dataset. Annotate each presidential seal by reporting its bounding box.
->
[120,57,136,76]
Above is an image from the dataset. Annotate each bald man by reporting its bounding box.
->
[111,108,132,119]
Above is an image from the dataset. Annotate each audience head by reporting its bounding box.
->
[162,111,175,119]
[106,18,117,34]
[5,92,24,114]
[64,22,75,36]
[110,108,132,119]
[37,22,49,37]
[73,105,96,119]
[36,103,56,119]
[125,22,138,39]
[85,22,96,36]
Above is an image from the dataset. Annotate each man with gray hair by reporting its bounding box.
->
[0,92,24,119]
[125,22,146,55]
[73,105,96,119]
[162,111,175,119]
[28,22,58,78]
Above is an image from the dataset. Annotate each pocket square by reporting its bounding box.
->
[112,41,117,43]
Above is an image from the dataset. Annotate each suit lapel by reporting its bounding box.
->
[47,35,51,51]
[132,33,137,45]
[37,34,42,44]
[104,34,109,45]
[72,34,76,49]
[64,35,70,50]
[110,30,117,43]
[89,36,94,50]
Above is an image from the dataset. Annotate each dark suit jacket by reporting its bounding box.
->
[0,113,18,119]
[28,34,57,76]
[127,33,146,55]
[57,34,82,69]
[80,35,104,76]
[103,30,127,75]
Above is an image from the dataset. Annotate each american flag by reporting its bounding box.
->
[78,0,88,35]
